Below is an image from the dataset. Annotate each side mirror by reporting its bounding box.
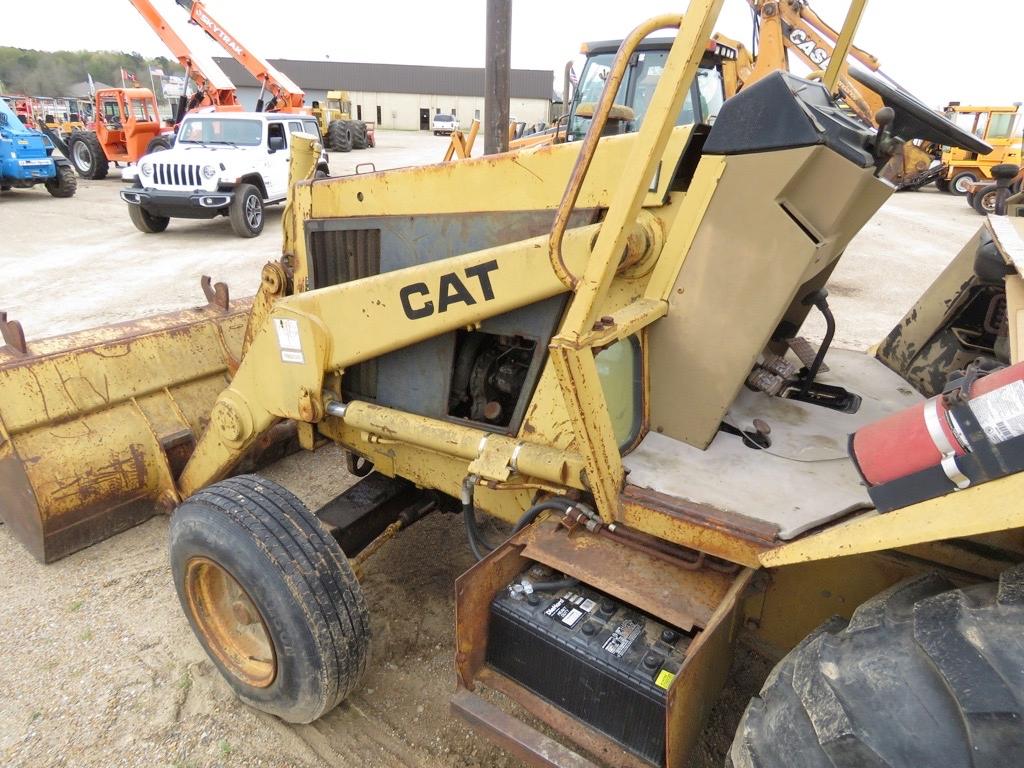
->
[268,135,286,152]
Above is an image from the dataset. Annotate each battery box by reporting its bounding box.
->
[485,569,693,766]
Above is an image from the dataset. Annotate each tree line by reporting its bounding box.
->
[0,47,183,96]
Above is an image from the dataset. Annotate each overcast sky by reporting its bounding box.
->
[1,0,1018,108]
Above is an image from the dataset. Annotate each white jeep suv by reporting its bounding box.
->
[121,112,329,238]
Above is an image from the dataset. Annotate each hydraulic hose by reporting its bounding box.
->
[511,498,576,534]
[461,475,498,561]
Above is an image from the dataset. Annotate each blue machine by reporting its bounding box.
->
[0,98,76,198]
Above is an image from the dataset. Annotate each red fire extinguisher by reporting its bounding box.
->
[852,361,1024,498]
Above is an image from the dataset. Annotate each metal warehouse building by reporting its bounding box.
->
[213,57,555,131]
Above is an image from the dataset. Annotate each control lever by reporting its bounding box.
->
[798,288,835,398]
[872,106,899,164]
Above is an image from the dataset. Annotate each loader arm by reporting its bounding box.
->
[176,0,727,507]
[174,0,306,113]
[128,0,240,111]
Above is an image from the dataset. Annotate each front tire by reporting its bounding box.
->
[68,131,109,179]
[128,204,169,233]
[45,164,77,198]
[228,183,264,238]
[729,568,1024,768]
[950,170,979,196]
[170,475,371,723]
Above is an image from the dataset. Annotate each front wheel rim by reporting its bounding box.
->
[73,141,92,169]
[245,195,262,229]
[955,176,974,193]
[982,191,997,213]
[184,557,276,688]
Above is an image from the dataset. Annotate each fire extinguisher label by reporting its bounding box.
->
[969,380,1024,444]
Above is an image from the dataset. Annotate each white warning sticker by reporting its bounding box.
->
[969,380,1024,444]
[580,598,596,613]
[561,608,583,627]
[273,318,305,365]
[603,619,642,658]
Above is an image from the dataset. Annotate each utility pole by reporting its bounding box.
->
[484,0,511,155]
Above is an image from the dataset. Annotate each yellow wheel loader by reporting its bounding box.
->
[311,90,375,152]
[3,1,1024,766]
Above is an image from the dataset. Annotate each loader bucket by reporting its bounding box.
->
[0,295,294,563]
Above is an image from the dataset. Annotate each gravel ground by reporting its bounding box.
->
[0,129,987,768]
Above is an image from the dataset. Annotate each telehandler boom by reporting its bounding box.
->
[2,1,1023,766]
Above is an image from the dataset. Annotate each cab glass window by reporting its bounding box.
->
[568,50,719,141]
[596,335,643,451]
[130,99,154,122]
[101,99,122,124]
[696,67,725,123]
[987,112,1018,140]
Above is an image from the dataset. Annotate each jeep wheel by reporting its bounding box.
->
[229,183,264,238]
[327,120,352,153]
[128,205,170,233]
[729,569,1024,768]
[45,164,77,198]
[170,475,370,723]
[68,131,109,180]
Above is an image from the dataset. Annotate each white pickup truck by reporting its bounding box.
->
[120,112,329,238]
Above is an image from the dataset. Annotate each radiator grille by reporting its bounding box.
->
[307,228,381,289]
[153,162,203,187]
[307,228,382,400]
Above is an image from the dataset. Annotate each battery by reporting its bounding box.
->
[485,569,693,766]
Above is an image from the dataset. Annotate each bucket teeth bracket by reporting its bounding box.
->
[201,276,230,312]
[0,311,27,355]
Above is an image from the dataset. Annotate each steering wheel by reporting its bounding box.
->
[850,69,991,154]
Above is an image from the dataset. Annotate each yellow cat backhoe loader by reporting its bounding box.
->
[4,1,1023,766]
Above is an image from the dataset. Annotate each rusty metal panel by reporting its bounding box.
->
[518,517,733,631]
[451,689,600,768]
[619,485,775,568]
[664,568,754,768]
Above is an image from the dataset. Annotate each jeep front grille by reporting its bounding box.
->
[153,162,204,187]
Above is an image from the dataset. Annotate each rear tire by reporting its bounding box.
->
[326,120,352,152]
[950,170,979,196]
[44,164,77,198]
[170,475,370,723]
[729,568,1024,768]
[935,176,951,193]
[68,131,109,180]
[228,183,264,238]
[128,204,169,233]
[972,184,999,216]
[351,122,368,150]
